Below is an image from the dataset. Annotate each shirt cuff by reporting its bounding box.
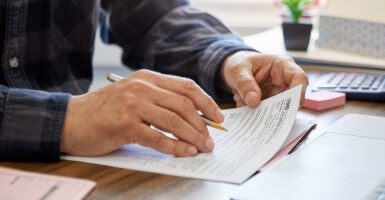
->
[0,88,70,161]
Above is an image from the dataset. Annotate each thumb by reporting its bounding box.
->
[233,68,262,107]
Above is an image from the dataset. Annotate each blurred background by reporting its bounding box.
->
[190,0,280,35]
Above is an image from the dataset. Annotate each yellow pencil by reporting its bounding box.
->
[199,115,228,131]
[106,73,228,132]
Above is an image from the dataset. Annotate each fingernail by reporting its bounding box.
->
[216,109,224,122]
[187,146,198,155]
[205,138,214,151]
[245,91,258,105]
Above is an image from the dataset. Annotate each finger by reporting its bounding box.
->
[268,58,308,104]
[236,100,246,107]
[125,79,209,136]
[231,66,262,107]
[233,91,246,107]
[278,61,308,104]
[133,124,198,156]
[134,70,224,123]
[288,72,308,105]
[138,101,215,153]
[233,92,242,103]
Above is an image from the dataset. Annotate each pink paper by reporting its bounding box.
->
[0,166,96,200]
[259,119,316,171]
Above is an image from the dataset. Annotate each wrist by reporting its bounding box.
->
[61,95,80,154]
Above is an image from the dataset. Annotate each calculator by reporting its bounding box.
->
[312,72,385,102]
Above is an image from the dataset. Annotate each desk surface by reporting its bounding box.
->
[1,66,385,200]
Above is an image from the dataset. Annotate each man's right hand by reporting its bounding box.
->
[60,69,224,157]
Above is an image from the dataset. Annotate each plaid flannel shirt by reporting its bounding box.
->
[0,0,254,161]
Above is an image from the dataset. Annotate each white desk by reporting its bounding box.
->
[243,27,385,70]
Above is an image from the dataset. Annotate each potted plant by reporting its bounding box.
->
[273,0,320,51]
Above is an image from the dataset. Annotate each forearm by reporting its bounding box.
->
[0,85,70,161]
[100,0,256,102]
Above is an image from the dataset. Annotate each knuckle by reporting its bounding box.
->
[299,72,309,84]
[121,93,140,108]
[166,113,183,130]
[120,129,135,145]
[113,93,137,110]
[120,115,138,133]
[190,132,200,144]
[134,69,151,77]
[110,94,138,123]
[204,94,216,106]
[235,77,251,90]
[290,67,307,78]
[228,63,243,74]
[181,97,194,110]
[278,54,294,62]
[299,70,308,77]
[117,121,139,145]
[273,58,284,67]
[273,55,294,66]
[127,79,150,92]
[298,71,308,79]
[197,121,208,135]
[180,78,198,91]
[150,134,164,148]
[170,142,179,155]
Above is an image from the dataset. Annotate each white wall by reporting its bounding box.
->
[190,0,280,35]
[323,0,385,23]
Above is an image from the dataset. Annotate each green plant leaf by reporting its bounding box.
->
[283,0,315,23]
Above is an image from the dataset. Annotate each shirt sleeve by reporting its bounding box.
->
[100,0,257,103]
[0,85,70,161]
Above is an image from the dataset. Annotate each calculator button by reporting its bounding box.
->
[318,83,338,89]
[330,74,345,84]
[339,84,349,89]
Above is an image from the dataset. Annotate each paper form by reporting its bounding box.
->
[0,166,96,200]
[62,85,302,184]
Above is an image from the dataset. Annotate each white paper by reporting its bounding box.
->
[62,85,302,184]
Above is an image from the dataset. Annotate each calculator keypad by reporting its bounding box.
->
[313,72,385,101]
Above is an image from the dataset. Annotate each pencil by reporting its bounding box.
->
[199,115,228,131]
[106,73,228,132]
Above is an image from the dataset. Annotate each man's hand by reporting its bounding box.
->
[220,51,308,107]
[61,69,224,157]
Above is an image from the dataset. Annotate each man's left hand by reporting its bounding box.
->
[220,51,308,107]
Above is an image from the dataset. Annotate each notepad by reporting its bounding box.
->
[0,166,96,200]
[303,91,346,111]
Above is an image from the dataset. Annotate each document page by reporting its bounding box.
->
[63,85,302,184]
